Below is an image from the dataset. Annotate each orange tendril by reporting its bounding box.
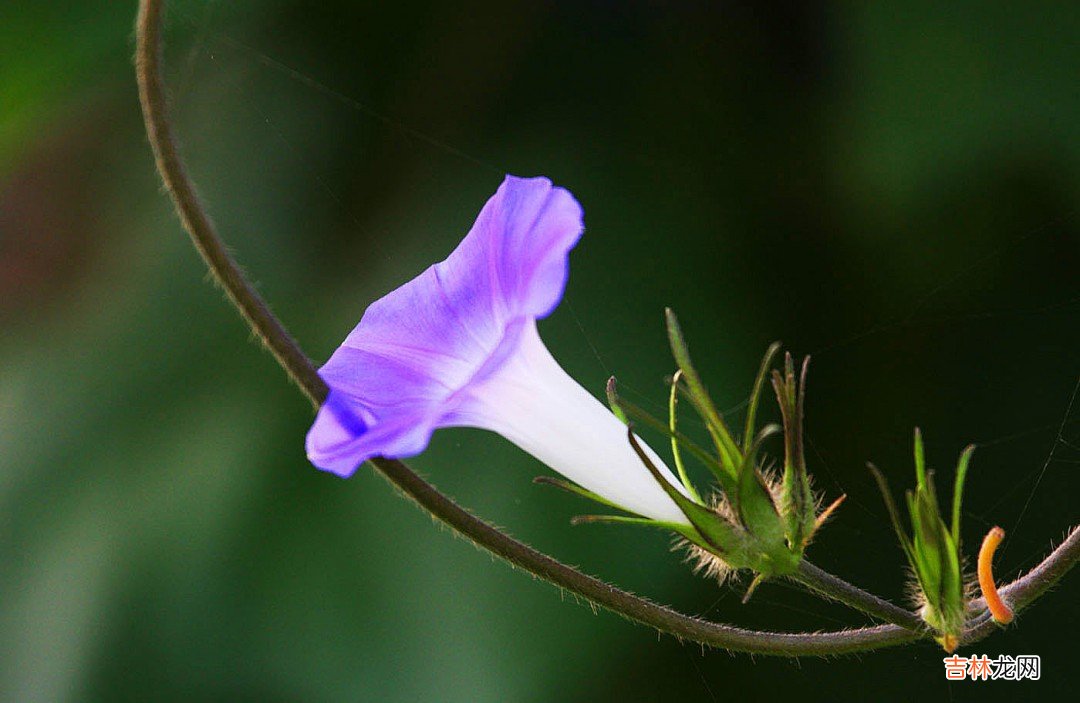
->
[978,526,1014,625]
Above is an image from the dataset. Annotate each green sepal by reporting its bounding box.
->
[744,342,782,454]
[735,424,785,546]
[668,370,703,503]
[605,377,629,425]
[735,423,799,576]
[911,480,944,602]
[533,476,631,514]
[913,427,927,489]
[664,308,741,475]
[772,354,816,549]
[951,445,975,548]
[625,426,743,556]
[939,529,965,631]
[570,514,693,533]
[570,514,707,553]
[608,377,734,497]
[867,463,916,561]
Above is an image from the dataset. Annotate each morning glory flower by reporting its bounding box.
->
[306,175,690,525]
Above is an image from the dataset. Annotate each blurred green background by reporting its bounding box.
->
[2,1,1078,701]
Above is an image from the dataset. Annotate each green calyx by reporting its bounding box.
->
[771,351,821,556]
[869,430,975,652]
[548,309,843,587]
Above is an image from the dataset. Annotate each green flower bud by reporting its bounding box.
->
[870,431,975,651]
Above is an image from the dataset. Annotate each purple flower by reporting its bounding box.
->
[306,176,689,524]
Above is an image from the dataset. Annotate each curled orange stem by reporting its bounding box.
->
[978,526,1014,625]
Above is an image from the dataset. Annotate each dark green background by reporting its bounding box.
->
[2,2,1077,701]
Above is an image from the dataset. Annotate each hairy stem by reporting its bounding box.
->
[135,0,1077,657]
[792,561,927,632]
[136,0,324,406]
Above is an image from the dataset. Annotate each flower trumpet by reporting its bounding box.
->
[306,176,691,524]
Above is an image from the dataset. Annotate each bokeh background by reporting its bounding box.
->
[2,1,1078,701]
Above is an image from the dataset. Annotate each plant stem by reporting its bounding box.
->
[135,0,1078,657]
[135,0,324,406]
[792,561,927,632]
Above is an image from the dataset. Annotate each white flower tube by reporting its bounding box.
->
[451,321,691,524]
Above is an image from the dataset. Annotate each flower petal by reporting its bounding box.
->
[434,174,584,326]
